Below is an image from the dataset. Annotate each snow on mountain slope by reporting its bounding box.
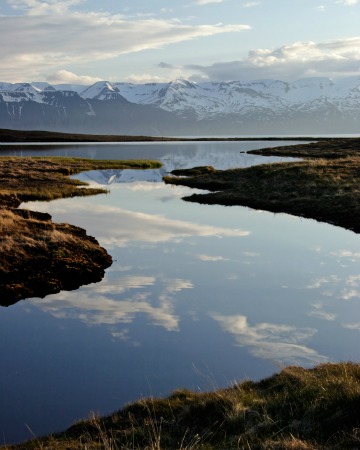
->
[111,79,290,119]
[109,77,360,119]
[80,81,125,101]
[0,76,359,134]
[31,82,56,91]
[112,82,168,104]
[53,84,87,94]
[0,83,47,104]
[1,76,359,117]
[0,82,14,91]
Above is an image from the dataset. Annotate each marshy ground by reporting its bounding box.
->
[0,157,161,305]
[1,135,360,449]
[164,138,360,234]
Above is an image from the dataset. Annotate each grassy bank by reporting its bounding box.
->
[5,362,360,449]
[3,138,360,449]
[164,138,360,234]
[0,157,161,305]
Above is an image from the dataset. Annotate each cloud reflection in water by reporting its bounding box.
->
[26,201,250,248]
[210,313,328,366]
[32,276,194,333]
[307,273,360,301]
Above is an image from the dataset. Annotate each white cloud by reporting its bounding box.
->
[306,273,360,302]
[309,311,328,320]
[194,0,224,4]
[308,303,337,321]
[211,313,328,365]
[330,250,360,262]
[0,0,250,81]
[124,73,182,84]
[243,251,260,257]
[7,0,82,15]
[196,254,229,261]
[187,37,360,81]
[341,289,360,300]
[343,322,360,331]
[336,0,359,5]
[243,2,261,7]
[46,69,102,85]
[307,275,341,290]
[347,275,360,286]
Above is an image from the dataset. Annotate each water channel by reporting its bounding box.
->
[1,141,359,444]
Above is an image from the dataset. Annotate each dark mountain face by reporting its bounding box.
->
[1,77,360,135]
[0,90,188,135]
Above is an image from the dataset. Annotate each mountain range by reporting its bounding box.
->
[1,77,359,135]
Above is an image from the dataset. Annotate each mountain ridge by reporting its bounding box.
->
[1,76,359,135]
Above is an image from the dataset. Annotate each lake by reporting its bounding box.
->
[1,141,360,444]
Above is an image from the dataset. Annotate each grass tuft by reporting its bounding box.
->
[5,362,360,449]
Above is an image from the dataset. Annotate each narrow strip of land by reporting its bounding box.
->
[164,138,360,234]
[0,128,330,143]
[0,157,161,306]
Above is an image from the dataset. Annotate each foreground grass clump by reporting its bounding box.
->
[8,362,360,449]
[0,157,162,305]
[164,139,360,234]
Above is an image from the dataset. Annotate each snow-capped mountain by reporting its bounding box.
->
[0,77,359,135]
[111,77,360,121]
[80,81,125,101]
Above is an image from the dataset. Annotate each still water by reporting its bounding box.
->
[1,141,360,444]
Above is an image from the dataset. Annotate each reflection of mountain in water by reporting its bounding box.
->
[160,146,297,171]
[76,168,168,184]
[75,147,298,185]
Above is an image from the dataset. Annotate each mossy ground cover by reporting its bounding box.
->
[0,157,161,305]
[6,362,360,449]
[164,138,360,234]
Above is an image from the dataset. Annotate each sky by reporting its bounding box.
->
[0,0,359,85]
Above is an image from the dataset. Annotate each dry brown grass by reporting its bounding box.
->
[6,362,360,449]
[0,156,161,207]
[164,144,360,234]
[0,156,162,305]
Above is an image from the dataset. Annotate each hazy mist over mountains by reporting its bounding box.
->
[1,76,359,136]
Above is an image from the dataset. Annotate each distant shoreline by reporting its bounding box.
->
[0,128,343,143]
